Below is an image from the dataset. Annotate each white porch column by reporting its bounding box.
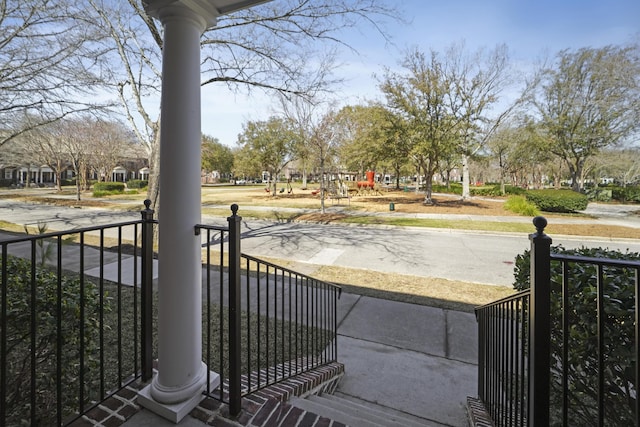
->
[137,4,219,423]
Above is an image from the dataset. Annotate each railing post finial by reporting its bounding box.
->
[230,203,239,216]
[532,216,547,235]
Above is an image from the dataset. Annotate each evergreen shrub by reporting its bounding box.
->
[431,183,462,195]
[514,246,637,425]
[610,186,640,203]
[92,182,125,197]
[472,184,526,197]
[1,256,103,425]
[525,189,588,212]
[126,179,148,189]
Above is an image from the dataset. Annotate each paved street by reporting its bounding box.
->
[1,198,640,287]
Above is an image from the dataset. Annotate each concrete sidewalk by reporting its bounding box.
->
[126,292,477,426]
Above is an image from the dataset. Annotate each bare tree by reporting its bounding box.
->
[0,0,112,147]
[309,107,342,213]
[597,148,640,187]
[85,119,135,184]
[445,43,514,199]
[23,123,69,191]
[86,0,401,212]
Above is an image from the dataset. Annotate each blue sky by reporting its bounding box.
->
[202,0,639,146]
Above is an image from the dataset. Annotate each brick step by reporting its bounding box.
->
[290,392,438,427]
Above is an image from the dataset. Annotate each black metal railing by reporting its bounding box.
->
[476,216,640,426]
[197,205,341,416]
[0,203,155,426]
[2,201,340,424]
[476,290,530,426]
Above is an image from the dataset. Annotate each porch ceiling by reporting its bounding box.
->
[143,0,271,23]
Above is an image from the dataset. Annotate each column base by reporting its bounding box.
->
[137,369,220,424]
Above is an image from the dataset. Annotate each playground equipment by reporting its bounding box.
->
[355,171,381,195]
[327,179,350,204]
[357,171,375,190]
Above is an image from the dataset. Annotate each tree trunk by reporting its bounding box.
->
[55,159,63,192]
[301,158,308,190]
[422,160,436,205]
[423,175,435,205]
[461,153,471,200]
[569,162,581,192]
[55,171,62,192]
[146,131,161,233]
[320,162,326,214]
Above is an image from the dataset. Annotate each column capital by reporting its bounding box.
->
[143,0,219,30]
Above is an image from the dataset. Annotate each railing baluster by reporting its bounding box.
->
[56,235,63,426]
[510,299,515,426]
[282,269,285,378]
[30,239,37,426]
[219,235,225,398]
[245,252,251,393]
[79,232,86,413]
[562,261,570,427]
[117,227,123,388]
[636,266,640,427]
[257,262,261,389]
[274,267,278,380]
[133,224,139,379]
[1,244,6,426]
[307,277,311,370]
[99,229,105,400]
[295,273,299,374]
[520,294,531,426]
[205,229,211,394]
[288,273,292,376]
[266,265,270,385]
[597,264,605,427]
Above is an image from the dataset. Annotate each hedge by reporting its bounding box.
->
[93,181,125,196]
[471,184,526,197]
[610,186,640,203]
[514,246,638,425]
[126,179,148,189]
[525,189,588,213]
[431,183,462,195]
[2,256,102,425]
